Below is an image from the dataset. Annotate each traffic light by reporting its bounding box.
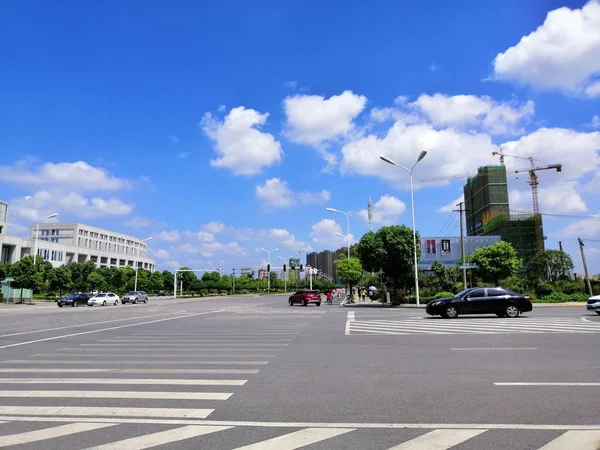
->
[267,264,270,272]
[283,264,286,272]
[300,264,303,271]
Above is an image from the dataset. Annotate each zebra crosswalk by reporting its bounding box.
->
[0,420,599,449]
[346,316,600,335]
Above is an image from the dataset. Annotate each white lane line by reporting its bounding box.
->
[0,378,247,385]
[538,430,600,449]
[82,425,233,450]
[452,348,538,351]
[57,348,281,353]
[495,382,600,386]
[347,311,355,321]
[0,312,179,338]
[0,416,599,430]
[232,427,354,449]
[94,339,295,343]
[0,422,117,447]
[0,368,259,374]
[36,353,277,358]
[0,406,213,418]
[3,360,268,365]
[0,309,233,350]
[80,343,289,347]
[0,390,233,400]
[387,429,486,449]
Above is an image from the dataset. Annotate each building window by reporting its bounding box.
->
[91,255,98,262]
[78,237,81,246]
[110,258,117,265]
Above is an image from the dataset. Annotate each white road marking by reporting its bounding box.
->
[452,347,538,351]
[538,430,600,449]
[0,390,233,400]
[347,311,355,321]
[4,360,268,365]
[79,343,287,347]
[495,382,600,386]
[0,378,247,385]
[0,406,213,418]
[0,416,599,430]
[57,348,280,353]
[0,368,259,374]
[232,427,354,449]
[0,309,233,350]
[94,339,295,343]
[0,312,178,338]
[82,425,233,450]
[387,429,486,449]
[0,422,117,447]
[37,353,277,358]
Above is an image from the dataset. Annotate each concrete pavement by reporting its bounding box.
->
[0,295,598,449]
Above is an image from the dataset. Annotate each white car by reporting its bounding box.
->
[88,292,120,306]
[586,295,600,315]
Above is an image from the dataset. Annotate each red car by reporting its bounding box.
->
[289,289,321,306]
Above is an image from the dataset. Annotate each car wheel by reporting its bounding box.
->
[133,299,137,304]
[316,302,321,307]
[144,298,147,303]
[595,311,600,316]
[114,300,118,306]
[72,302,76,307]
[505,304,520,318]
[445,306,458,318]
[302,300,308,307]
[496,312,505,317]
[58,304,63,307]
[102,300,106,306]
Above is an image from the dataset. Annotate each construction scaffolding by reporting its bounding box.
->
[482,213,541,261]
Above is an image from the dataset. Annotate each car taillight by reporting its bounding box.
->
[524,296,531,301]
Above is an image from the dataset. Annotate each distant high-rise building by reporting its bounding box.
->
[306,252,318,270]
[367,196,373,232]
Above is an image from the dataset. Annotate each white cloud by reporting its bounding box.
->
[341,121,497,187]
[310,219,355,246]
[493,0,600,96]
[123,216,152,229]
[154,249,172,260]
[155,230,181,242]
[177,152,190,159]
[285,81,298,90]
[500,128,600,180]
[203,221,228,234]
[558,214,600,239]
[195,231,215,242]
[437,195,464,213]
[428,62,438,72]
[586,80,600,97]
[9,191,132,221]
[217,105,226,112]
[199,241,247,257]
[201,107,283,175]
[509,182,587,214]
[0,160,128,191]
[591,115,600,129]
[266,228,311,252]
[283,90,367,146]
[410,93,535,135]
[255,178,331,209]
[357,195,406,225]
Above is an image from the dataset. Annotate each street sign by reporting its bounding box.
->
[240,267,253,275]
[289,258,300,269]
[459,263,478,269]
[1,277,14,283]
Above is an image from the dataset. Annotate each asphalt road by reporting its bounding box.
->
[0,295,599,449]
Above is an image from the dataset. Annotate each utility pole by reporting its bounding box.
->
[454,201,468,289]
[232,268,235,294]
[578,238,593,296]
[559,241,563,252]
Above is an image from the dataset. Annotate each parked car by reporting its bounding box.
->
[289,289,321,306]
[121,291,148,304]
[87,292,120,306]
[586,295,600,315]
[425,287,532,318]
[57,293,90,307]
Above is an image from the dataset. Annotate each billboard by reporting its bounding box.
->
[441,239,451,256]
[289,258,300,269]
[240,267,253,275]
[426,239,436,255]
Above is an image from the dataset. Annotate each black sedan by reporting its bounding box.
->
[426,287,533,318]
[57,293,90,307]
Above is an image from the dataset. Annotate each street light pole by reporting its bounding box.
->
[278,256,288,292]
[134,237,153,292]
[33,213,58,264]
[380,150,427,306]
[232,268,236,294]
[260,247,278,293]
[326,208,350,258]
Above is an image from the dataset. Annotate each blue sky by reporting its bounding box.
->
[1,0,599,273]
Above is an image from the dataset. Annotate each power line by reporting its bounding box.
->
[435,212,455,238]
[509,210,600,220]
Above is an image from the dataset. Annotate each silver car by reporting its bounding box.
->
[586,295,600,315]
[121,291,148,304]
[88,292,120,306]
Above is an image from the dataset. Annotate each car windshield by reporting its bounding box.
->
[95,293,107,298]
[305,290,319,295]
[454,289,473,297]
[127,292,138,295]
[65,294,78,299]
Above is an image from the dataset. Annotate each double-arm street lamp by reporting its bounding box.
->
[380,150,427,306]
[326,208,350,259]
[33,213,58,263]
[260,247,278,293]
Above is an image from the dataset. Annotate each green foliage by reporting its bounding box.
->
[433,291,454,299]
[553,279,584,295]
[534,281,554,297]
[48,266,72,296]
[469,241,522,285]
[527,250,574,282]
[9,256,37,290]
[499,275,530,294]
[87,271,107,291]
[334,257,363,287]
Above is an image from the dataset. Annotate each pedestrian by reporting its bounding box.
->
[326,291,332,304]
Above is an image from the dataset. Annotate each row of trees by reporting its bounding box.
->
[330,225,591,303]
[0,257,337,298]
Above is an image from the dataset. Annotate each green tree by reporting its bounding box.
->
[528,250,574,282]
[48,266,73,296]
[162,270,174,292]
[356,232,386,273]
[469,241,522,285]
[9,256,37,291]
[177,267,197,294]
[87,271,107,291]
[334,257,363,297]
[0,263,11,280]
[431,261,460,293]
[148,271,164,293]
[70,261,97,291]
[202,271,221,289]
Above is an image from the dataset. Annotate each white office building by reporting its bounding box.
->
[0,201,155,271]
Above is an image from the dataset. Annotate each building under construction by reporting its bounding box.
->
[463,165,542,261]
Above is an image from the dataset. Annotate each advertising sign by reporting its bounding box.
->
[426,239,436,255]
[289,258,300,269]
[441,239,451,256]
